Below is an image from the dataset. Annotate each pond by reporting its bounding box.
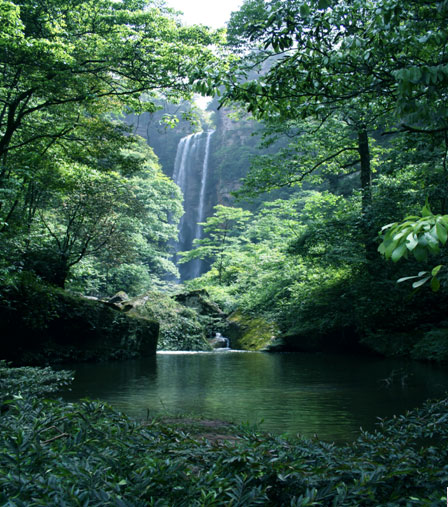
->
[60,351,448,443]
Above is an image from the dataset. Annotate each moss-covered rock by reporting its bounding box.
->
[226,310,278,350]
[125,290,214,351]
[0,273,158,365]
[174,289,225,317]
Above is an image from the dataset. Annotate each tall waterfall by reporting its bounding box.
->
[172,130,215,280]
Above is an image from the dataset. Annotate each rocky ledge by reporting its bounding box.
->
[0,276,158,365]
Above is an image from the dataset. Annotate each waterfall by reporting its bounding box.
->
[214,332,230,349]
[192,130,214,278]
[172,130,215,280]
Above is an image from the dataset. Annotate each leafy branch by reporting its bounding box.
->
[378,200,447,291]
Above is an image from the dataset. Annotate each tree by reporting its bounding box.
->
[180,205,253,284]
[14,138,183,290]
[222,0,448,257]
[226,0,448,133]
[222,0,389,259]
[0,0,223,170]
[238,117,362,196]
[24,165,142,287]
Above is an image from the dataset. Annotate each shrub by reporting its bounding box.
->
[0,360,73,404]
[412,328,448,362]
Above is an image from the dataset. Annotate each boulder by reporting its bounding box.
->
[174,290,225,318]
[108,291,129,304]
[226,310,278,351]
[208,332,230,349]
[0,279,158,365]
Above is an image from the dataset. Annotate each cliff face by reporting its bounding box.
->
[206,108,261,211]
[128,106,260,219]
[125,102,196,178]
[127,105,262,278]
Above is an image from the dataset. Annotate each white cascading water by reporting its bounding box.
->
[172,130,215,280]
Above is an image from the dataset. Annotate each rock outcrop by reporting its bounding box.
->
[226,310,278,351]
[0,277,158,365]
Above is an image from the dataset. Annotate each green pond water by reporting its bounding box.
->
[61,351,448,442]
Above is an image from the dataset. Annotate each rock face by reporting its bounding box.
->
[0,279,158,365]
[174,289,225,318]
[207,108,261,210]
[226,310,278,351]
[107,291,129,305]
[126,289,231,351]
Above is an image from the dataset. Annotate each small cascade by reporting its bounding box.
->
[210,332,231,350]
[172,130,215,280]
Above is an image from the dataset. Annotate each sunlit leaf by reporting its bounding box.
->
[432,265,443,277]
[431,277,441,292]
[391,243,407,262]
[436,222,448,244]
[412,276,431,288]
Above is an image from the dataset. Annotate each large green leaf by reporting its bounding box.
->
[406,233,418,251]
[432,265,443,277]
[436,222,448,245]
[391,243,407,262]
[413,246,428,262]
[431,276,441,292]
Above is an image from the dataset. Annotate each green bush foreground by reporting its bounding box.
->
[0,363,447,506]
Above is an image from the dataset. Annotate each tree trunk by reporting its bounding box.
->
[358,127,371,213]
[357,127,376,262]
[51,255,70,288]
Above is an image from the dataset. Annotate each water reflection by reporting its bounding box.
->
[60,352,448,442]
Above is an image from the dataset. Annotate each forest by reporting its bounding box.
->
[1,0,448,504]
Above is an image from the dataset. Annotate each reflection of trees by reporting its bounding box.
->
[154,353,358,441]
[62,357,158,410]
[62,354,448,442]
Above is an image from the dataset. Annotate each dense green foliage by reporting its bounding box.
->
[0,0,224,294]
[175,0,448,358]
[0,360,73,403]
[185,185,448,355]
[1,363,448,505]
[378,200,448,291]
